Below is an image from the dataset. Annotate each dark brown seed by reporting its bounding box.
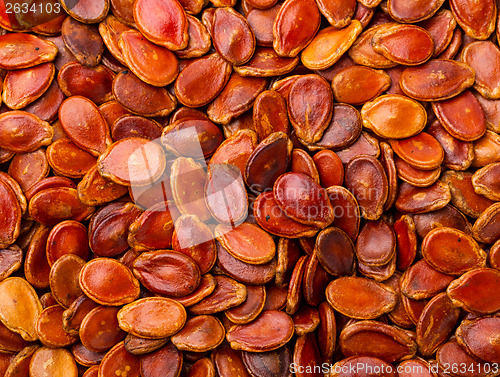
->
[245,132,292,192]
[314,227,355,276]
[344,156,388,220]
[62,17,104,67]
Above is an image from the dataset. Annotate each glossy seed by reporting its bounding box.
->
[273,172,335,228]
[207,73,267,125]
[356,219,396,267]
[472,202,500,244]
[400,59,475,101]
[46,139,97,179]
[472,162,500,201]
[216,222,275,265]
[432,90,486,141]
[291,153,319,188]
[449,0,496,40]
[344,156,388,220]
[61,18,104,68]
[113,71,177,117]
[172,215,216,274]
[313,150,344,188]
[213,7,255,65]
[288,74,333,143]
[436,340,493,377]
[29,347,77,377]
[226,285,266,325]
[447,268,500,315]
[442,170,496,219]
[79,258,140,306]
[0,277,42,341]
[133,0,188,50]
[422,227,486,275]
[390,132,444,170]
[226,310,294,352]
[361,95,426,139]
[332,66,391,106]
[132,250,201,297]
[301,21,362,70]
[35,305,78,348]
[119,30,179,87]
[189,275,247,315]
[58,96,112,156]
[217,242,277,286]
[348,23,399,69]
[396,181,451,214]
[175,53,232,108]
[176,14,211,59]
[49,255,86,309]
[170,156,211,221]
[118,297,186,339]
[29,187,95,227]
[0,112,53,153]
[426,120,474,171]
[3,63,55,110]
[98,138,166,187]
[461,41,500,100]
[252,90,290,141]
[61,0,109,23]
[0,34,58,69]
[401,260,454,300]
[0,181,21,249]
[233,46,299,77]
[245,132,292,192]
[273,0,321,57]
[326,277,396,319]
[314,227,354,278]
[456,316,500,363]
[171,315,225,352]
[372,24,434,66]
[416,293,461,356]
[339,321,417,363]
[387,0,445,22]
